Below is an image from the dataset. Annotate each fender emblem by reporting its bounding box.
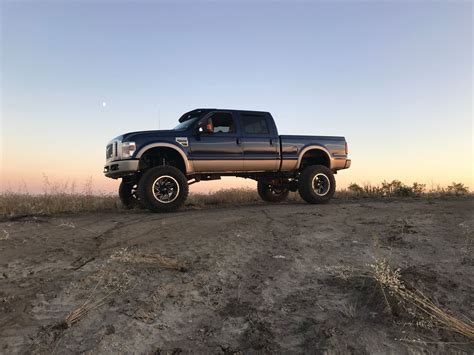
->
[176,137,189,147]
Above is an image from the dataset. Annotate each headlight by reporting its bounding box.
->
[122,141,136,158]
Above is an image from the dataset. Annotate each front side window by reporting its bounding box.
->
[173,117,199,130]
[205,112,235,134]
[241,114,270,135]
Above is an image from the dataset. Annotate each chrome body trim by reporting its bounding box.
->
[296,145,333,169]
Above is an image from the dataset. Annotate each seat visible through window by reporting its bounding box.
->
[208,112,235,133]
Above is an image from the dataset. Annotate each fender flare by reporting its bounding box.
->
[135,143,193,174]
[297,145,333,170]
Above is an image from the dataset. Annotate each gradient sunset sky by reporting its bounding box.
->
[1,1,472,194]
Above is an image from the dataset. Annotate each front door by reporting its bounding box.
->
[189,111,243,172]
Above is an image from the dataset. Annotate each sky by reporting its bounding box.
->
[1,0,472,194]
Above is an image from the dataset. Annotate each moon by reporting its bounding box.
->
[102,102,107,107]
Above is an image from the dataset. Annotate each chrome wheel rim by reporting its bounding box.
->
[312,173,330,196]
[152,175,180,203]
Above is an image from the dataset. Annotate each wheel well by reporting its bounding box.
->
[299,149,331,170]
[139,147,186,174]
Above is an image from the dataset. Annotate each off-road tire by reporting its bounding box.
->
[257,181,289,203]
[298,165,336,204]
[119,180,139,209]
[137,166,189,212]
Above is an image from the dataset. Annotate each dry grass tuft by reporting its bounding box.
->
[63,279,116,328]
[341,301,358,319]
[367,259,474,340]
[321,260,474,340]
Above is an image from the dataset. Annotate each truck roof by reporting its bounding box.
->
[178,108,271,122]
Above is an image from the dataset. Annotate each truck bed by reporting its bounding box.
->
[279,135,348,161]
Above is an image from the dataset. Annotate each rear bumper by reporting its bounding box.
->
[331,158,351,170]
[103,159,139,179]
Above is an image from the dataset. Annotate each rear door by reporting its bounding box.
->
[239,112,279,172]
[188,111,244,172]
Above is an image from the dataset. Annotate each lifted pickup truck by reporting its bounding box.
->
[104,109,351,212]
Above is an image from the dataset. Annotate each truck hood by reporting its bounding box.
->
[120,129,179,142]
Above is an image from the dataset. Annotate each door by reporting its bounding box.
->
[188,111,244,172]
[239,113,280,171]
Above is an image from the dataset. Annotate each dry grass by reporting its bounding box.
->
[368,259,474,340]
[1,179,471,217]
[342,180,471,199]
[110,248,188,272]
[327,259,474,341]
[0,193,119,216]
[187,188,261,206]
[341,301,358,319]
[1,175,119,216]
[62,278,116,328]
[187,187,303,206]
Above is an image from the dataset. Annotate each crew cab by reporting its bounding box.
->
[104,109,351,212]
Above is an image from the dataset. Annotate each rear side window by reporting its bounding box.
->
[241,115,270,135]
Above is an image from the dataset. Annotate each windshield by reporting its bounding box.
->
[173,116,200,131]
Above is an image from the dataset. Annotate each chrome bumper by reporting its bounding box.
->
[103,159,139,179]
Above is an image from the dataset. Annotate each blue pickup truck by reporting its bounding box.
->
[104,108,351,212]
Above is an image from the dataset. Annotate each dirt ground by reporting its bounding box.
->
[0,197,473,354]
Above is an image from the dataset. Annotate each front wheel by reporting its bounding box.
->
[257,181,289,203]
[137,166,189,212]
[298,165,336,204]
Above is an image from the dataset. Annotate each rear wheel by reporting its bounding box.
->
[119,180,139,209]
[137,166,189,212]
[257,181,289,203]
[298,165,335,204]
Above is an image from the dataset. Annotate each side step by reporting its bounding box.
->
[188,174,222,185]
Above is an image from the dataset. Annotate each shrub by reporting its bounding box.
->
[447,182,469,196]
[348,183,364,195]
[381,180,414,197]
[411,183,426,196]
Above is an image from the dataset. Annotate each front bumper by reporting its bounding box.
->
[103,159,139,179]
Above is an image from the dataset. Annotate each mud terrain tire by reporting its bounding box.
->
[298,165,335,204]
[137,166,189,212]
[257,181,289,203]
[119,180,139,209]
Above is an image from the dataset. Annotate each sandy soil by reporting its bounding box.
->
[0,197,473,354]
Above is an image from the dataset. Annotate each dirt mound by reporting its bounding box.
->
[0,198,473,353]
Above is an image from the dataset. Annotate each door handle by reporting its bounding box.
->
[269,138,273,145]
[236,138,241,145]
